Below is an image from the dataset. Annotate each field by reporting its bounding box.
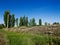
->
[0,26,60,45]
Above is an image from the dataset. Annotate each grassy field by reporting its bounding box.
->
[0,29,60,45]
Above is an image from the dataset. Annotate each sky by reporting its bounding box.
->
[0,0,60,25]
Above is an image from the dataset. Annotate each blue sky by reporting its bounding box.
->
[0,0,60,24]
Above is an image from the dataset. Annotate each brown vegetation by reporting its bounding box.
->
[0,33,6,45]
[3,25,60,37]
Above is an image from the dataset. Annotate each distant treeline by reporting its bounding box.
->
[0,11,60,28]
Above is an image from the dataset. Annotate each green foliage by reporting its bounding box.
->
[53,22,59,25]
[29,19,32,26]
[25,17,28,26]
[32,35,49,45]
[19,16,28,27]
[23,16,28,26]
[11,14,15,27]
[44,22,51,26]
[2,31,49,45]
[19,17,23,26]
[8,15,11,28]
[44,22,48,26]
[52,38,60,45]
[39,19,42,26]
[29,18,36,26]
[32,18,36,26]
[4,11,10,27]
[15,18,18,27]
[3,11,60,28]
[4,11,12,28]
[0,24,5,29]
[23,16,26,26]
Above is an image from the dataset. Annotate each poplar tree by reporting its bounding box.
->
[25,17,28,26]
[32,18,36,26]
[11,14,15,27]
[23,16,26,26]
[8,15,11,28]
[29,18,36,26]
[4,11,10,27]
[19,17,23,26]
[39,19,42,26]
[16,18,18,27]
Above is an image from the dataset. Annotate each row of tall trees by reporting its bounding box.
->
[4,11,60,28]
[4,11,15,28]
[29,18,36,26]
[19,16,28,26]
[4,11,42,28]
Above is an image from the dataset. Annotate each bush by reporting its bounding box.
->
[53,22,59,25]
[52,38,60,45]
[0,24,5,29]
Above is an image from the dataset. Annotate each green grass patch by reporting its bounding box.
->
[0,29,60,45]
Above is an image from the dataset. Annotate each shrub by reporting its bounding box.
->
[52,38,60,45]
[0,24,5,29]
[53,22,59,25]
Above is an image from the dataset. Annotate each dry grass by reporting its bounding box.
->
[0,32,6,45]
[3,25,60,37]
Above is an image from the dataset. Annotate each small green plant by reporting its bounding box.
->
[52,38,60,45]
